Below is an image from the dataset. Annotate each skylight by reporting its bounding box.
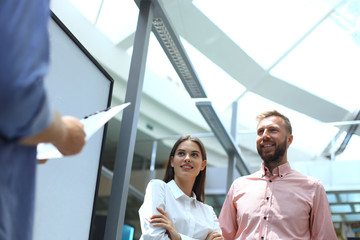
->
[194,0,360,112]
[271,16,360,112]
[69,0,139,44]
[68,0,103,23]
[95,0,138,44]
[193,0,336,70]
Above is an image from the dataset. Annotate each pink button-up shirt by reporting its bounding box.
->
[219,162,337,240]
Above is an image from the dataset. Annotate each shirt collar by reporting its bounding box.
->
[261,162,292,178]
[167,180,197,203]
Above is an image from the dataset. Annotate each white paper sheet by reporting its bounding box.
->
[36,102,130,159]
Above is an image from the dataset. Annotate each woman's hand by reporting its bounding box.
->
[205,231,223,240]
[150,207,181,240]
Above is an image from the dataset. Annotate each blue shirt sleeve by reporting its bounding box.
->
[0,0,52,141]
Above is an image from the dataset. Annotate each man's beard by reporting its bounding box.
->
[257,137,287,164]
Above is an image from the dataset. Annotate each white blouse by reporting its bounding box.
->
[139,179,221,240]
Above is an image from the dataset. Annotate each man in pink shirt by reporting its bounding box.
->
[219,110,337,240]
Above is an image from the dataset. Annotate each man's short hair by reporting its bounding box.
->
[256,110,292,134]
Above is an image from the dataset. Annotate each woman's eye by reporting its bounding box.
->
[192,153,199,158]
[178,152,185,156]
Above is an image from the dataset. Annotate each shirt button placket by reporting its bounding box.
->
[262,178,272,240]
[187,199,195,236]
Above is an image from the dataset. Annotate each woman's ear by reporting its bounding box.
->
[201,159,207,171]
[170,156,174,167]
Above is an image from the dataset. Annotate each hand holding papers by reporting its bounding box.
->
[37,102,131,159]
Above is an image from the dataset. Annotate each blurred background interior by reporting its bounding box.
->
[51,0,360,239]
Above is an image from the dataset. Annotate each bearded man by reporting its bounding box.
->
[218,110,337,240]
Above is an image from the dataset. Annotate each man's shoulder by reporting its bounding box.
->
[232,170,262,184]
[290,169,323,186]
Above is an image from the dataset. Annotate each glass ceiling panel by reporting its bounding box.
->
[68,0,138,44]
[332,214,343,222]
[345,213,360,222]
[95,0,138,44]
[331,204,353,213]
[339,192,360,202]
[327,193,338,204]
[194,0,360,112]
[68,0,103,23]
[193,0,338,70]
[333,0,360,46]
[355,204,360,212]
[271,15,360,112]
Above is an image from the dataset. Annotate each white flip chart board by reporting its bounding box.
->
[33,13,113,240]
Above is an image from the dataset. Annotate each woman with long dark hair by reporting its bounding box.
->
[139,135,223,240]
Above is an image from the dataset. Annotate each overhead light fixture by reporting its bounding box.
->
[148,0,207,98]
[196,101,250,176]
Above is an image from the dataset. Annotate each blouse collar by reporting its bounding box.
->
[168,180,197,203]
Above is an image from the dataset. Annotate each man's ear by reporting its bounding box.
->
[287,134,293,148]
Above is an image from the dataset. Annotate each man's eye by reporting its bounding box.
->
[257,130,264,135]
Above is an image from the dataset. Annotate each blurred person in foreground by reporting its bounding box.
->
[219,110,337,240]
[0,1,86,239]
